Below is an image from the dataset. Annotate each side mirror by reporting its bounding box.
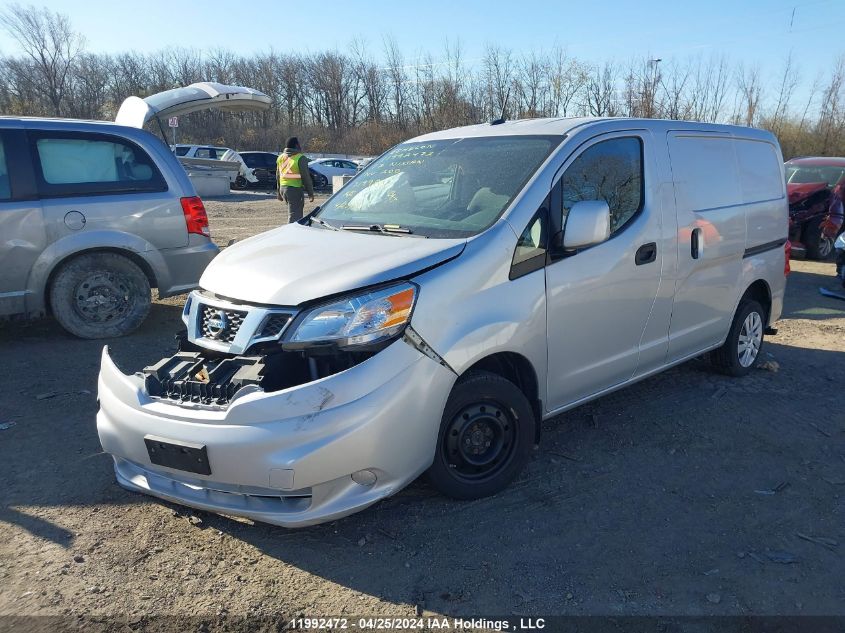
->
[563,200,611,250]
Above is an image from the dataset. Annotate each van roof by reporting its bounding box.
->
[410,117,777,143]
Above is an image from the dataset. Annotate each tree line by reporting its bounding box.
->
[1,3,843,159]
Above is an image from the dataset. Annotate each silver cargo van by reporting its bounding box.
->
[97,117,789,527]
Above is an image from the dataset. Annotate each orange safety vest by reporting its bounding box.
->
[278,152,303,187]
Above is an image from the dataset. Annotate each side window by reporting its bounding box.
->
[32,132,167,197]
[174,146,190,156]
[510,210,548,279]
[241,154,261,168]
[194,148,213,159]
[0,136,10,200]
[561,137,643,235]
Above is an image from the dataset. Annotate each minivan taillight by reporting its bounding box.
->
[180,196,210,237]
[784,240,791,276]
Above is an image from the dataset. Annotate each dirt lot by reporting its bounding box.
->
[1,191,844,625]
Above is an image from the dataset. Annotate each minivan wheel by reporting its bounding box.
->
[709,299,765,377]
[49,253,151,339]
[427,370,535,500]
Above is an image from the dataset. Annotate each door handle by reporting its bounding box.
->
[635,242,657,266]
[691,228,702,259]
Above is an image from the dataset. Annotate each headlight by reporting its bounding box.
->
[287,282,417,349]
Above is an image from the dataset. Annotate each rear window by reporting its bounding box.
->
[32,132,167,197]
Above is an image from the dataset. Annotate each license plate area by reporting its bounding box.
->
[144,435,211,475]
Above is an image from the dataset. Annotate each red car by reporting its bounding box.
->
[785,157,845,259]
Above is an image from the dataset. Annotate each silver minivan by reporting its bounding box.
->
[97,117,789,526]
[0,82,270,338]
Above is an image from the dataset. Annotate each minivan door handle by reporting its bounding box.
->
[691,228,702,259]
[635,242,657,266]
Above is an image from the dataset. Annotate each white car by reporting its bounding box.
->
[172,145,233,160]
[309,158,359,180]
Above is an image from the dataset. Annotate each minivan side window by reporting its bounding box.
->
[174,146,190,156]
[32,132,167,197]
[560,137,643,235]
[0,136,10,200]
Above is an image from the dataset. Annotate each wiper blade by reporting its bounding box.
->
[341,223,413,236]
[310,216,340,231]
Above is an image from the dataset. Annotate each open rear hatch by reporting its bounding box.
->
[115,82,271,129]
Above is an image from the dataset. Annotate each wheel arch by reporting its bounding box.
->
[462,351,542,443]
[740,278,772,324]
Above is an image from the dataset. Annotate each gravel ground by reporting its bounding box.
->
[1,193,844,627]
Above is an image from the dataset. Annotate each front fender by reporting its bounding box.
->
[410,220,548,406]
[24,229,166,316]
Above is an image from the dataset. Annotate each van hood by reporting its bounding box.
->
[200,223,466,306]
[787,182,829,205]
[115,82,271,129]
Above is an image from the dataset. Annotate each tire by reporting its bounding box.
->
[804,217,834,260]
[231,175,248,190]
[709,299,766,377]
[310,171,328,190]
[427,370,536,500]
[49,252,151,339]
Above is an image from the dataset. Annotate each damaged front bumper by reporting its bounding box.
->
[96,339,456,527]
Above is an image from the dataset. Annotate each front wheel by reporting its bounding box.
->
[804,217,834,260]
[427,370,536,500]
[710,299,766,376]
[49,252,151,339]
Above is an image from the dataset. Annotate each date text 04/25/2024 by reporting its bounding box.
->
[288,617,547,630]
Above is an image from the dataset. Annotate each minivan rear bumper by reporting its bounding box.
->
[156,239,219,297]
[96,340,455,527]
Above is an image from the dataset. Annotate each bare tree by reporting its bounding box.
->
[735,63,763,126]
[0,3,84,115]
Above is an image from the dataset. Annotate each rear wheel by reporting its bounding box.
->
[310,170,328,190]
[804,217,834,260]
[49,252,151,339]
[427,370,535,500]
[710,299,765,376]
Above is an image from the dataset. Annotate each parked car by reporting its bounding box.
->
[172,144,233,160]
[785,157,845,260]
[97,117,788,527]
[238,151,280,189]
[237,150,330,190]
[0,82,270,338]
[309,157,359,181]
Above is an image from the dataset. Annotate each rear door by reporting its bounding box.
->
[29,129,188,251]
[0,128,45,316]
[666,132,747,361]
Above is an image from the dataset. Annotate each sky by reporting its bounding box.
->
[1,0,843,106]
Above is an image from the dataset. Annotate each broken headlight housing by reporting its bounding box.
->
[286,282,417,351]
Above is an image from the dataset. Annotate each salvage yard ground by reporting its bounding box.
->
[1,191,844,621]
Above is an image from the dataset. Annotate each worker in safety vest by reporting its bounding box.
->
[276,137,315,222]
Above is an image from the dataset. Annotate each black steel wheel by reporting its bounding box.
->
[427,370,536,499]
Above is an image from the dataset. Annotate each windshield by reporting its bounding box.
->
[786,164,845,187]
[315,136,560,238]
